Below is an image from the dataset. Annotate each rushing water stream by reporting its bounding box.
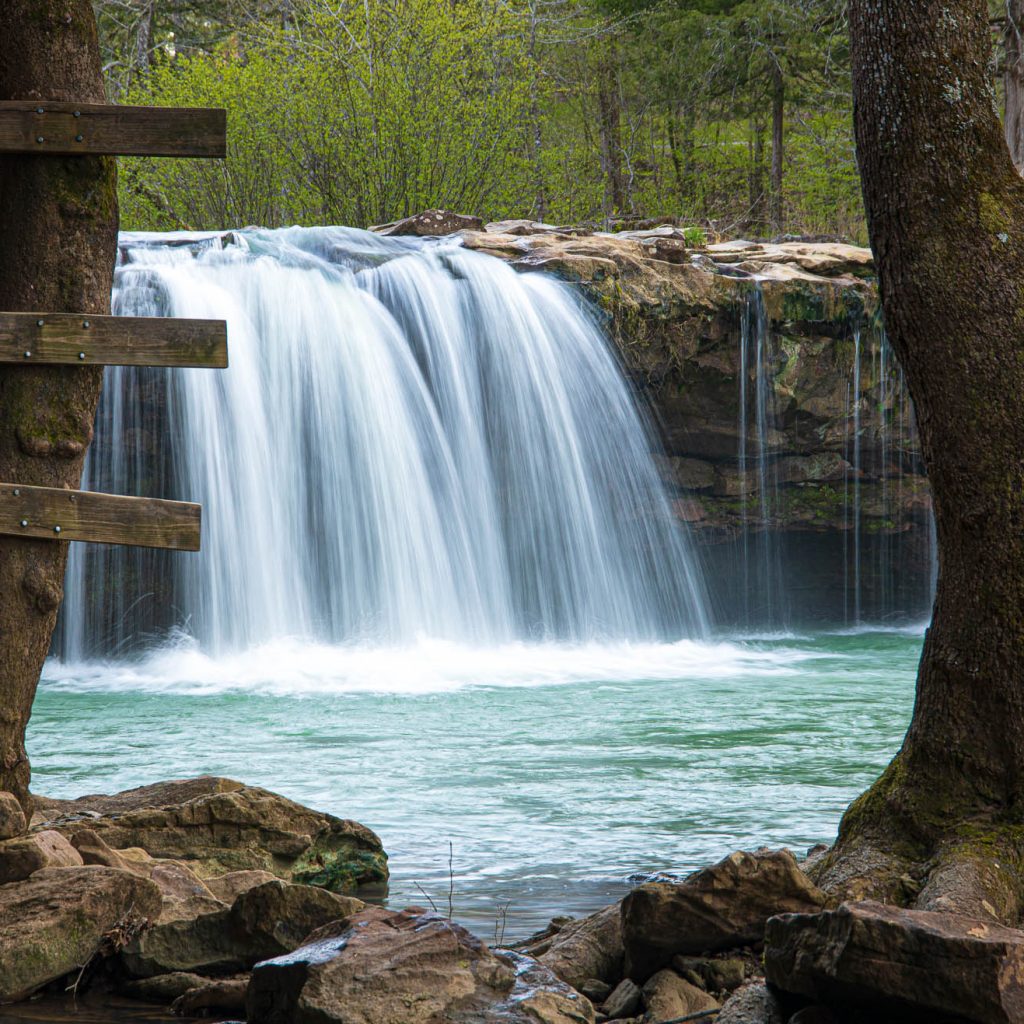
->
[31,228,928,938]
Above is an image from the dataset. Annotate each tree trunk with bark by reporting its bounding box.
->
[749,117,767,235]
[596,46,627,221]
[769,59,785,237]
[0,3,117,817]
[1006,0,1024,173]
[817,0,1024,922]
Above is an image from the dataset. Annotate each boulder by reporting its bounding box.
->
[622,849,826,979]
[71,828,150,875]
[231,879,364,956]
[0,829,83,883]
[717,983,786,1024]
[373,209,484,237]
[205,868,277,903]
[580,978,612,1003]
[764,900,1024,1024]
[247,906,594,1024]
[72,827,224,919]
[0,792,26,839]
[641,969,719,1021]
[603,978,643,1019]
[120,903,238,977]
[171,976,249,1016]
[539,902,624,989]
[149,860,219,903]
[120,971,210,1003]
[500,949,599,1024]
[39,776,388,894]
[0,865,162,1002]
[120,879,361,977]
[671,955,747,994]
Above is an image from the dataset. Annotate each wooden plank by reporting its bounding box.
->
[0,313,228,368]
[0,102,226,158]
[0,484,200,551]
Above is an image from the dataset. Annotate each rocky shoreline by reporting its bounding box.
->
[0,775,1018,1024]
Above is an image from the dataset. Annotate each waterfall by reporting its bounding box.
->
[735,286,787,629]
[846,328,863,626]
[55,227,708,660]
[731,291,934,629]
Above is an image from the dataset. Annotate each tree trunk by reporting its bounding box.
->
[1005,0,1024,172]
[527,1,547,222]
[596,45,626,221]
[769,59,784,237]
[749,117,767,235]
[818,0,1024,921]
[132,0,156,80]
[0,3,118,816]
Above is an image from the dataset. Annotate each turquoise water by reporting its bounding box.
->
[29,628,922,939]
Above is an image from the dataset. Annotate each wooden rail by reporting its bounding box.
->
[0,102,226,158]
[0,312,228,368]
[0,97,227,552]
[0,484,200,550]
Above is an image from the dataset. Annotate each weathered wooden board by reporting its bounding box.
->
[0,313,228,368]
[0,484,201,551]
[0,102,226,158]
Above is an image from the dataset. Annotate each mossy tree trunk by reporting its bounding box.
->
[817,0,1024,921]
[0,3,117,817]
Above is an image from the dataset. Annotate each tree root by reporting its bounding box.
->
[809,813,1024,926]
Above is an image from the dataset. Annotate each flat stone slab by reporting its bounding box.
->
[765,900,1024,1024]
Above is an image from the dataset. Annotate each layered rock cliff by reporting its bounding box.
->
[460,222,934,624]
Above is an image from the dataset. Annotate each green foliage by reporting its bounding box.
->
[682,226,708,246]
[120,0,535,229]
[107,0,865,238]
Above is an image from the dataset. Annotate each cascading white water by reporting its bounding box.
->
[56,227,708,660]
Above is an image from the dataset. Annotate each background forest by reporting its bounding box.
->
[94,0,1024,241]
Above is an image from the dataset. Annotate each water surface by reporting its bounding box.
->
[32,627,921,940]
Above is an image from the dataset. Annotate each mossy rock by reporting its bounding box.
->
[292,839,389,894]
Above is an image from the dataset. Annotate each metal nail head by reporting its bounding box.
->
[75,134,83,143]
[36,319,43,327]
[19,520,27,528]
[82,320,90,328]
[53,525,61,535]
[23,351,31,359]
[78,352,86,360]
[35,136,44,144]
[13,489,20,497]
[35,107,43,114]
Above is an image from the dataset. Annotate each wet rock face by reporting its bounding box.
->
[35,775,388,893]
[765,901,1024,1024]
[622,848,827,981]
[456,220,935,615]
[248,906,595,1024]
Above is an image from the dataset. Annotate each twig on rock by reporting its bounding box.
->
[447,840,454,921]
[413,882,439,913]
[653,1010,721,1024]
